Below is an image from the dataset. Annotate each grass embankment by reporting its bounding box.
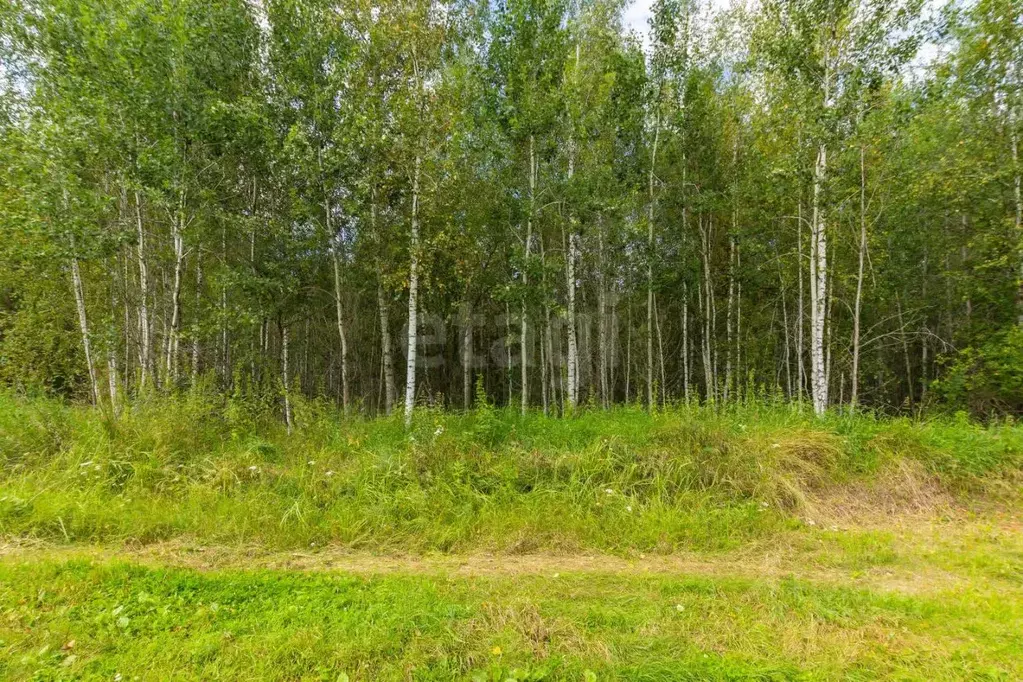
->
[1,393,1020,551]
[1,394,1022,680]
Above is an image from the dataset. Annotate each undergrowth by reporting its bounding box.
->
[1,391,1020,552]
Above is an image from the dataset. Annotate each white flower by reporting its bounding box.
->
[325,470,335,477]
[626,505,633,512]
[434,426,444,436]
[248,465,258,472]
[307,460,316,466]
[760,501,769,508]
[604,488,614,495]
[675,604,685,612]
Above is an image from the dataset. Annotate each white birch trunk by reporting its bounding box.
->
[332,250,351,414]
[134,192,151,389]
[191,255,202,385]
[281,323,292,433]
[725,235,735,403]
[851,140,868,411]
[521,135,535,415]
[404,156,421,428]
[810,139,829,415]
[1012,101,1023,325]
[70,248,99,406]
[378,280,395,415]
[598,218,609,409]
[566,231,578,408]
[166,191,185,385]
[647,108,660,410]
[462,301,472,409]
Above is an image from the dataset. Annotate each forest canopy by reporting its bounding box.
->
[0,0,1021,420]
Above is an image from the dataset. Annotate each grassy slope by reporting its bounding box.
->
[1,394,1022,680]
[1,393,1020,551]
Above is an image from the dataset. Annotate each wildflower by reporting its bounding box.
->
[325,470,335,477]
[491,646,502,656]
[604,488,614,495]
[434,426,444,436]
[248,465,258,472]
[760,501,769,508]
[626,505,633,512]
[307,460,316,466]
[676,604,685,612]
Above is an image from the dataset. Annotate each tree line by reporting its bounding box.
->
[1,0,1021,422]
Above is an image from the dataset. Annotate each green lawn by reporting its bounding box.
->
[2,545,1022,681]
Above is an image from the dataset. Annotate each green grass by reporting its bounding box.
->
[1,557,1021,681]
[1,392,1021,552]
[2,393,1023,679]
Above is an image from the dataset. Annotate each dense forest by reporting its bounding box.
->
[0,0,1021,422]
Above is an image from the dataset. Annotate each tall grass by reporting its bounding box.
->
[1,391,1020,552]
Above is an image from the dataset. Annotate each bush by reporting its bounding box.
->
[934,326,1023,417]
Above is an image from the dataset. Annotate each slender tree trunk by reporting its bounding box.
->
[825,251,835,395]
[404,156,422,427]
[191,255,202,385]
[134,192,151,389]
[1012,100,1023,326]
[565,230,578,409]
[921,255,929,403]
[797,195,805,402]
[810,139,829,415]
[809,51,832,416]
[851,139,868,412]
[70,246,99,406]
[166,190,185,386]
[325,172,351,415]
[598,217,609,409]
[541,234,556,413]
[700,217,714,401]
[777,258,793,398]
[682,283,690,401]
[107,261,120,410]
[332,250,351,414]
[506,301,513,405]
[281,322,292,434]
[647,107,660,411]
[377,281,395,414]
[521,135,536,415]
[462,301,472,409]
[625,301,632,402]
[897,296,914,407]
[736,245,742,399]
[725,235,735,402]
[655,296,666,407]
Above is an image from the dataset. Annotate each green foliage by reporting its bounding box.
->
[934,327,1023,417]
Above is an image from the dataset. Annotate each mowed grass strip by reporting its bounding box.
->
[1,558,1021,681]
